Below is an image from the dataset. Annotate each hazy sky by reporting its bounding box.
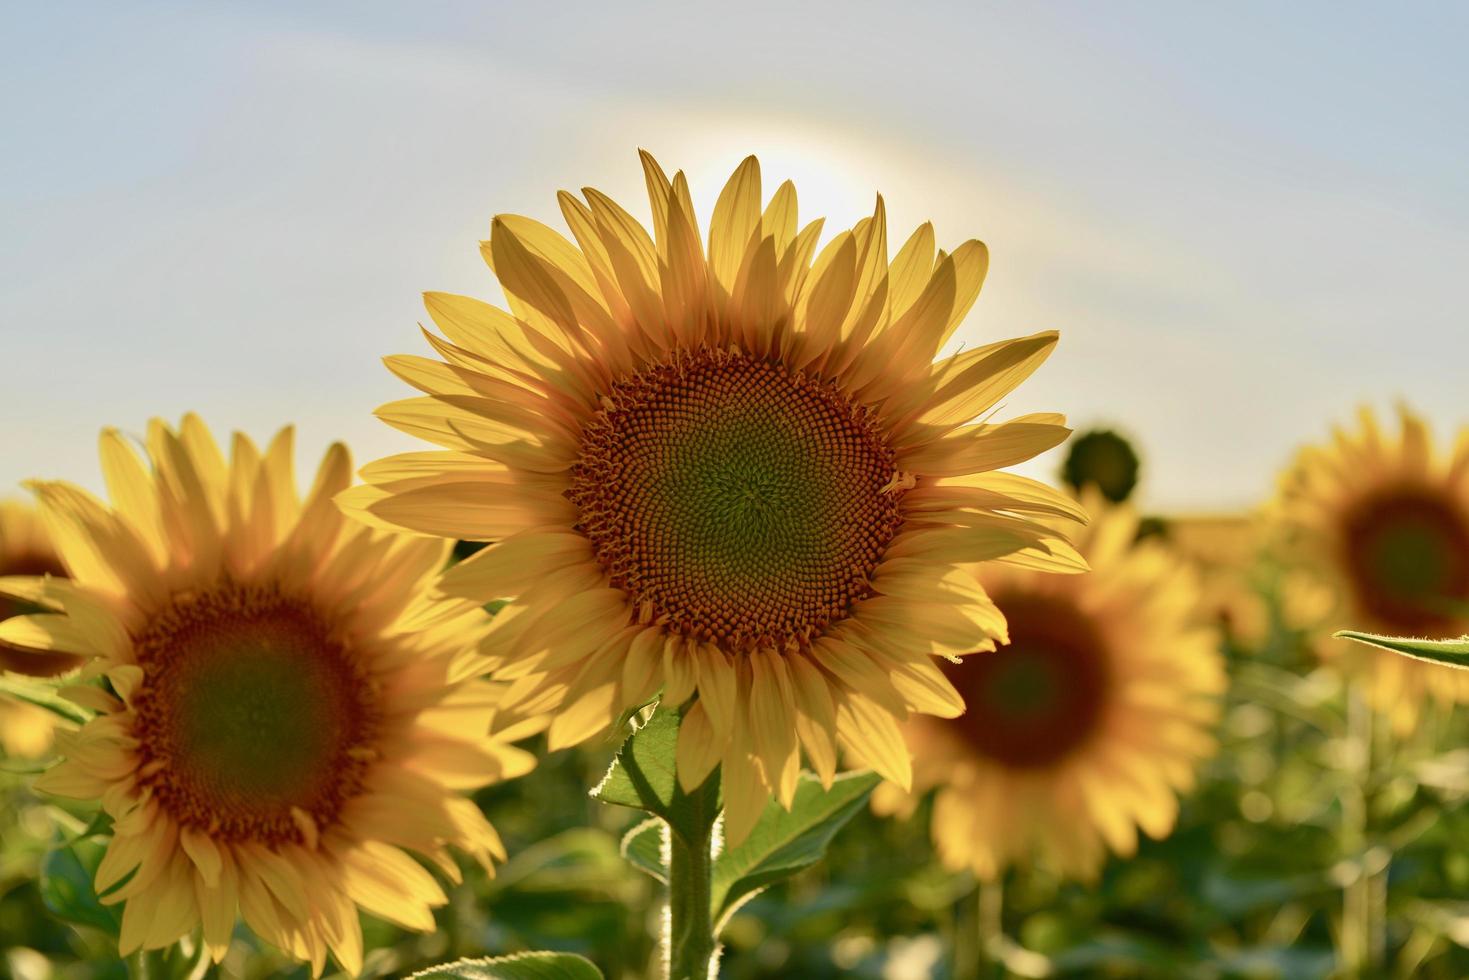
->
[5,2,1468,510]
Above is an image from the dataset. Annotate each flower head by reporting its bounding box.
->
[344,153,1083,842]
[0,417,532,974]
[1272,405,1469,731]
[873,500,1224,881]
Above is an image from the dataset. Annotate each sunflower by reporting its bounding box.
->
[1060,427,1140,503]
[0,417,533,973]
[872,500,1224,881]
[1165,513,1269,649]
[1,501,75,672]
[341,152,1084,842]
[0,500,77,757]
[1272,405,1469,731]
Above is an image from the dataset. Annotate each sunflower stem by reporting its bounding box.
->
[979,877,1004,978]
[1340,680,1377,977]
[664,769,720,980]
[956,877,1004,979]
[124,948,166,980]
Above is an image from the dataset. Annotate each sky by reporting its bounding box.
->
[4,2,1468,511]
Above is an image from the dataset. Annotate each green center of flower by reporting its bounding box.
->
[569,347,906,653]
[131,585,378,843]
[945,592,1111,769]
[1342,486,1469,633]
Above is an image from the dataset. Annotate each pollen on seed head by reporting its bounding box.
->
[567,346,906,655]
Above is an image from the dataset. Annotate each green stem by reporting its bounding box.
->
[125,948,166,980]
[1340,681,1373,977]
[665,772,720,980]
[954,877,1004,980]
[978,878,1004,979]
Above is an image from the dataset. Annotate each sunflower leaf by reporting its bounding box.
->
[710,769,880,930]
[0,673,91,725]
[39,834,121,936]
[1335,630,1469,668]
[620,817,668,884]
[408,951,604,979]
[590,706,680,817]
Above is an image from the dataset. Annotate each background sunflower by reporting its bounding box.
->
[0,417,534,974]
[872,500,1226,883]
[1271,406,1469,732]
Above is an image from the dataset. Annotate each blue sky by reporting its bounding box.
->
[5,2,1468,509]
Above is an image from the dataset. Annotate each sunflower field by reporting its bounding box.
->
[5,5,1469,980]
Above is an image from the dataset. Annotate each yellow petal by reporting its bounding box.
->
[662,635,697,706]
[708,155,762,295]
[719,747,770,847]
[438,530,592,600]
[693,644,737,737]
[900,420,1071,477]
[0,614,98,657]
[675,701,721,792]
[834,690,912,790]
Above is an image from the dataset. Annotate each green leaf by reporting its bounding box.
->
[39,834,120,935]
[0,674,91,725]
[408,951,604,979]
[710,770,880,928]
[1335,630,1469,668]
[589,707,680,817]
[620,817,667,884]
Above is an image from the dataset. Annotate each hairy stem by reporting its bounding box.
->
[665,773,720,980]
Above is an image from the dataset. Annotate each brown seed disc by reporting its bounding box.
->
[944,591,1112,769]
[1339,484,1469,634]
[130,584,379,844]
[568,346,906,654]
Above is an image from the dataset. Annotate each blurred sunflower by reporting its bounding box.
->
[1165,513,1269,649]
[0,501,74,670]
[1273,405,1469,730]
[342,152,1084,842]
[0,417,533,973]
[1061,428,1140,503]
[873,501,1224,880]
[0,501,77,757]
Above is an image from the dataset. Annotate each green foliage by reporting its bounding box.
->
[619,818,666,884]
[409,951,604,979]
[1336,630,1469,667]
[589,707,682,818]
[38,834,118,936]
[0,673,92,725]
[711,771,879,930]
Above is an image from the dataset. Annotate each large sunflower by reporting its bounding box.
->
[0,417,533,973]
[872,501,1224,881]
[1272,405,1469,731]
[342,152,1084,842]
